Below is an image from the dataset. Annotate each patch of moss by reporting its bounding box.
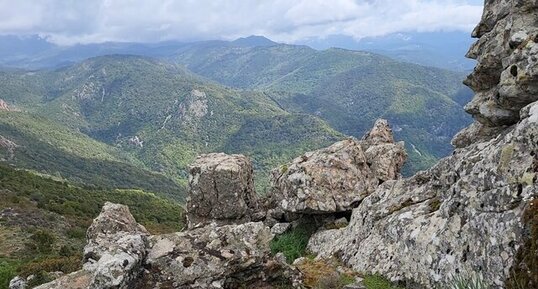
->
[429,197,442,212]
[270,221,317,263]
[296,259,356,289]
[498,144,515,171]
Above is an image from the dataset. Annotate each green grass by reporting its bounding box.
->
[363,275,404,289]
[270,222,317,263]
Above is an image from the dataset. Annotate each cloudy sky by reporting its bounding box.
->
[0,0,484,45]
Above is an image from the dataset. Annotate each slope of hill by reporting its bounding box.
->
[170,44,473,173]
[0,164,185,288]
[0,111,184,200]
[0,55,343,191]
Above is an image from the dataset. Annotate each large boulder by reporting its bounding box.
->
[270,119,405,214]
[186,153,260,228]
[139,222,279,288]
[34,202,149,289]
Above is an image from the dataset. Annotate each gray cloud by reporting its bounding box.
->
[0,0,483,45]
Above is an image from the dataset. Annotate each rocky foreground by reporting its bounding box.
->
[11,0,538,288]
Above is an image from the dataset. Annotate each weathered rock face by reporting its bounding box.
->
[34,202,300,289]
[270,119,406,214]
[309,101,538,288]
[462,0,538,131]
[33,202,149,289]
[139,222,274,288]
[186,153,260,228]
[308,2,538,288]
[82,202,149,289]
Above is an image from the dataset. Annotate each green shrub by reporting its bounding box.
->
[26,271,54,288]
[18,256,80,278]
[29,230,56,254]
[0,259,19,289]
[270,222,317,263]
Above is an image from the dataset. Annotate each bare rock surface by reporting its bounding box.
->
[463,0,538,130]
[309,51,538,289]
[139,222,276,288]
[270,119,405,214]
[186,153,260,228]
[33,202,301,289]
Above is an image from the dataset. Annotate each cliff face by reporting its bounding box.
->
[309,0,538,288]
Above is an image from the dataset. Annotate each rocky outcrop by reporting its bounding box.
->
[139,222,275,288]
[309,102,537,288]
[82,202,149,289]
[33,201,299,289]
[308,1,538,287]
[270,119,405,214]
[0,135,18,160]
[460,0,538,138]
[186,153,260,228]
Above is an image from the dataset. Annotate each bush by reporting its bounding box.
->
[0,260,19,289]
[29,230,56,254]
[18,256,80,278]
[26,271,54,288]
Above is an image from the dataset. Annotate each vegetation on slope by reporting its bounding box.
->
[0,111,185,201]
[0,164,185,289]
[0,55,342,190]
[171,44,473,173]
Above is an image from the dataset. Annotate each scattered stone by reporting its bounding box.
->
[343,283,366,289]
[8,276,27,289]
[271,222,292,235]
[186,153,260,228]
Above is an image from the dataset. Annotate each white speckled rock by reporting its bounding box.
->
[309,101,538,288]
[139,222,274,288]
[270,119,406,214]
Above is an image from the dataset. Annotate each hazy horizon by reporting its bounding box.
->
[0,0,484,46]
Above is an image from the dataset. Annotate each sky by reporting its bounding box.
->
[0,0,484,46]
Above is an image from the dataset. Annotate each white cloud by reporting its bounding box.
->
[0,0,483,45]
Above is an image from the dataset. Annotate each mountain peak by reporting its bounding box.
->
[231,35,277,47]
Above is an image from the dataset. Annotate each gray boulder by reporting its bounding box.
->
[186,153,260,228]
[270,119,405,214]
[139,222,275,288]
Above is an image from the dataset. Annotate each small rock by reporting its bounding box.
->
[271,223,292,235]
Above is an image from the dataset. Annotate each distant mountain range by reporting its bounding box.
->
[0,33,473,200]
[0,32,475,71]
[301,31,476,71]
